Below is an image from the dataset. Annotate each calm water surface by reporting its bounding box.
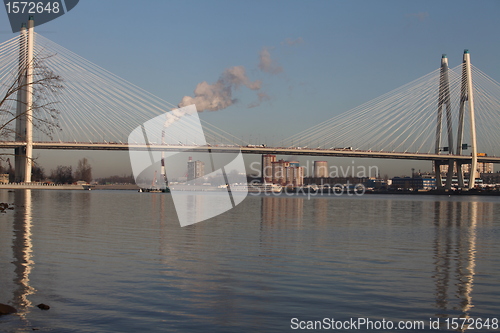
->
[0,190,499,332]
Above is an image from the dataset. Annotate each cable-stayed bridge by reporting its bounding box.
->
[2,18,500,189]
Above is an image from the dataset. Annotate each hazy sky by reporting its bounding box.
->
[1,0,499,178]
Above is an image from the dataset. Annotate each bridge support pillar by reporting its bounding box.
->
[434,55,454,191]
[445,158,454,190]
[456,161,465,188]
[456,50,478,189]
[434,159,455,190]
[14,16,34,183]
[434,161,443,190]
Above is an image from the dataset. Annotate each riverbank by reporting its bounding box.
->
[365,189,500,196]
[0,183,140,191]
[0,183,88,190]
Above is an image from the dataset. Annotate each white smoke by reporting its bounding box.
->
[248,92,271,109]
[164,105,196,127]
[178,40,301,112]
[258,47,283,74]
[281,37,304,46]
[178,66,261,112]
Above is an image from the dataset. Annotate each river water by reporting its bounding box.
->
[0,190,499,332]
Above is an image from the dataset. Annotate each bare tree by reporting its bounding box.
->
[75,158,92,183]
[0,53,63,140]
[50,165,73,184]
[0,49,64,183]
[32,165,45,182]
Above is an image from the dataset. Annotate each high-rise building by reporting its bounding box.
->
[262,154,276,183]
[296,166,305,186]
[441,161,493,175]
[314,161,328,178]
[462,162,494,174]
[285,166,305,186]
[187,157,205,181]
[272,159,289,185]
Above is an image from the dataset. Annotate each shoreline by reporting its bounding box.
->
[0,184,140,191]
[1,183,499,195]
[364,190,500,196]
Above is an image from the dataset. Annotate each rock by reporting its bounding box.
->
[36,303,50,310]
[0,303,17,315]
[0,202,14,212]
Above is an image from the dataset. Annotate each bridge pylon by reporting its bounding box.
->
[14,16,34,183]
[456,50,478,189]
[434,54,454,190]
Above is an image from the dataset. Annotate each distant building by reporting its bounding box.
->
[461,162,494,174]
[285,166,305,186]
[364,177,387,189]
[262,154,276,183]
[439,177,483,187]
[314,161,328,178]
[479,172,500,184]
[187,157,205,182]
[272,159,290,185]
[262,156,305,186]
[440,154,493,175]
[391,176,436,190]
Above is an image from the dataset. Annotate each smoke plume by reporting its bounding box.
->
[164,105,196,127]
[178,66,261,112]
[248,92,271,109]
[258,47,283,74]
[281,37,304,46]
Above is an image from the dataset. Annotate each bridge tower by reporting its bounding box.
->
[14,16,34,183]
[434,54,454,190]
[456,50,478,189]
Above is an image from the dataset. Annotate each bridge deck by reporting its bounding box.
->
[1,141,499,163]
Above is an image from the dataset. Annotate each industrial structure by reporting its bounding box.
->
[260,155,305,187]
[314,161,328,178]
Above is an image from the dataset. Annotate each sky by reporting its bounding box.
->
[1,0,499,178]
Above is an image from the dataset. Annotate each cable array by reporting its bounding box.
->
[2,33,500,156]
[0,33,248,145]
[282,63,500,157]
[0,35,26,134]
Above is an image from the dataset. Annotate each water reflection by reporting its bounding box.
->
[11,189,36,316]
[260,196,304,227]
[259,196,493,319]
[432,200,493,318]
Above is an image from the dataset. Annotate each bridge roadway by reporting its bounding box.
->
[1,141,500,163]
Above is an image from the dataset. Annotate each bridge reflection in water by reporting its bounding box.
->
[11,190,36,318]
[0,192,497,327]
[259,195,495,319]
[432,200,491,318]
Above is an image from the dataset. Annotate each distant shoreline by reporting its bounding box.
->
[0,183,88,190]
[0,184,140,191]
[365,190,500,196]
[1,184,498,195]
